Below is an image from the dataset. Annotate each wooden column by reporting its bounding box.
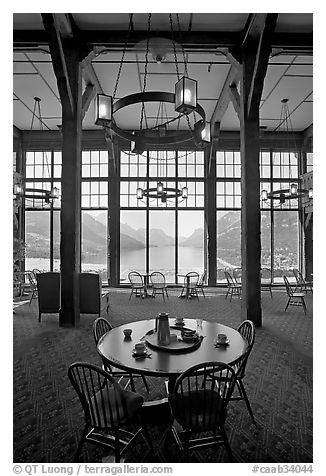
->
[239,103,262,326]
[108,140,120,286]
[205,143,217,286]
[237,14,278,327]
[42,14,87,327]
[59,46,82,327]
[304,215,313,281]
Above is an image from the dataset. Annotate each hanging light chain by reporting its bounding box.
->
[112,14,133,101]
[169,13,196,143]
[176,13,189,77]
[140,13,151,131]
[169,13,180,80]
[176,14,198,128]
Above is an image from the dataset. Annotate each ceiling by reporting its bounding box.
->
[13,13,313,134]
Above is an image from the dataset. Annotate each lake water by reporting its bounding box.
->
[26,246,232,283]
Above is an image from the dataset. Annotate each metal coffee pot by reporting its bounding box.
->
[156,312,170,346]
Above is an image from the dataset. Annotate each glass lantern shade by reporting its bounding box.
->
[182,186,188,199]
[50,187,60,199]
[290,183,298,195]
[131,138,145,155]
[137,187,144,200]
[157,181,164,196]
[95,94,112,126]
[261,189,268,201]
[14,183,23,195]
[308,188,313,199]
[201,122,211,143]
[175,76,197,114]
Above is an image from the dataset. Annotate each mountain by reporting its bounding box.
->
[24,209,299,268]
[149,228,174,246]
[120,223,145,244]
[180,228,203,247]
[120,234,144,250]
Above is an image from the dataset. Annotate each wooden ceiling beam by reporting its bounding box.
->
[228,84,240,119]
[41,14,74,117]
[81,84,96,120]
[210,64,241,125]
[52,13,74,39]
[13,29,312,51]
[244,14,278,119]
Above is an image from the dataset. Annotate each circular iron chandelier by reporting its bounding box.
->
[94,13,211,202]
[260,99,312,206]
[94,13,211,152]
[13,97,60,206]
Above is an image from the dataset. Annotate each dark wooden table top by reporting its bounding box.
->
[97,318,247,378]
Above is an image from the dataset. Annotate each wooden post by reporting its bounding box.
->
[237,14,278,327]
[108,140,120,286]
[205,143,217,286]
[59,45,82,327]
[239,103,262,326]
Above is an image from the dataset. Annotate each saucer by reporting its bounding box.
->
[215,338,230,346]
[132,349,147,357]
[175,320,185,326]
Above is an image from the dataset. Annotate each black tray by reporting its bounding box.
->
[144,327,202,353]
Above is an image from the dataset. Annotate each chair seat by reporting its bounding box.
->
[292,292,306,298]
[91,387,143,428]
[173,390,227,430]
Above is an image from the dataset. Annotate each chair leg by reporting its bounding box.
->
[73,426,88,462]
[220,426,235,462]
[301,297,308,315]
[114,429,121,462]
[285,297,291,312]
[129,374,136,392]
[129,289,132,301]
[38,311,42,322]
[142,374,150,394]
[238,379,256,424]
[29,290,35,305]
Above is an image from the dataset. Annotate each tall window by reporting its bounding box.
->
[216,151,241,282]
[216,150,300,283]
[81,151,109,280]
[24,150,60,271]
[119,150,206,283]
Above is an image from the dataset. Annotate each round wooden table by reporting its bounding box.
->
[97,318,247,392]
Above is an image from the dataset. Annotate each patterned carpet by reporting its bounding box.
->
[13,287,313,463]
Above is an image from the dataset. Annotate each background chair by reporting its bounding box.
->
[180,271,199,300]
[150,271,168,300]
[36,272,60,322]
[230,320,256,424]
[27,271,38,305]
[195,270,206,298]
[261,267,273,298]
[68,362,152,462]
[93,317,149,394]
[293,268,313,294]
[168,361,237,461]
[283,275,307,315]
[79,272,109,316]
[128,271,145,300]
[224,270,241,301]
[233,267,242,284]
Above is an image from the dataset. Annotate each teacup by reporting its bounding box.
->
[134,342,146,354]
[123,328,132,339]
[175,316,184,324]
[217,333,227,343]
